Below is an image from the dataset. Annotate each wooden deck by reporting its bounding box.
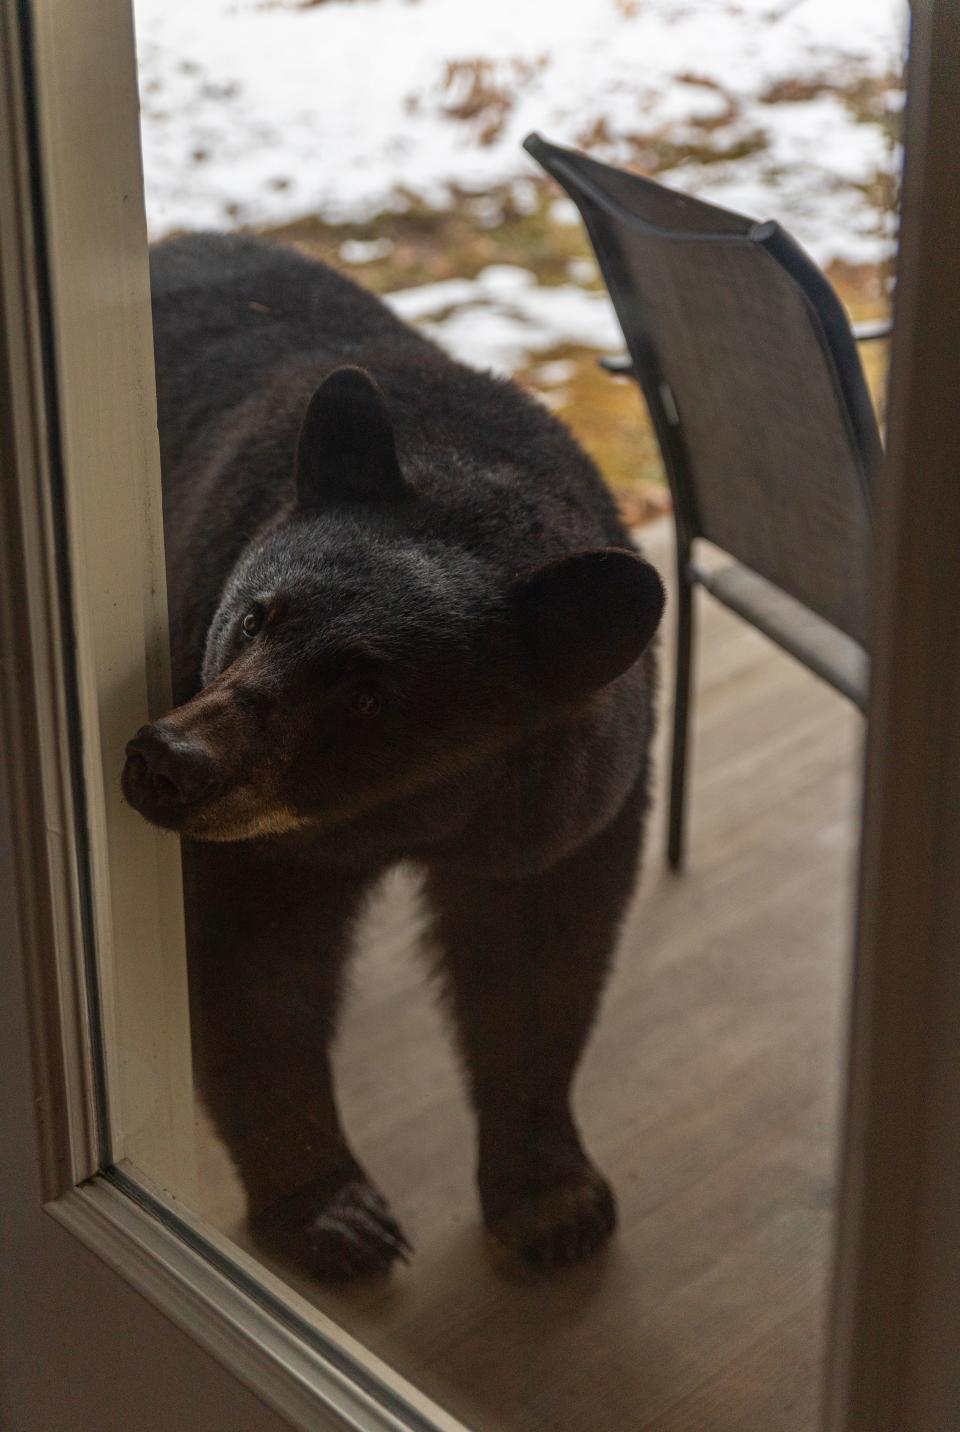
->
[198,516,863,1432]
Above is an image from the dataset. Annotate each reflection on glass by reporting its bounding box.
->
[121,0,904,1425]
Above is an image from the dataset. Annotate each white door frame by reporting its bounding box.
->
[2,0,956,1429]
[824,1,960,1427]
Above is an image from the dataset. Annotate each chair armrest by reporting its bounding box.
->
[598,353,635,376]
[852,318,892,343]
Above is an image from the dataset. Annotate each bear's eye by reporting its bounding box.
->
[350,686,383,720]
[240,607,264,640]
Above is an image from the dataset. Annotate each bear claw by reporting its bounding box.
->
[251,1177,412,1282]
[488,1171,616,1272]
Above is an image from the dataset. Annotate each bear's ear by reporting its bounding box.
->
[295,366,407,507]
[511,548,665,701]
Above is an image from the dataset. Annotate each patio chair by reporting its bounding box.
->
[523,133,887,870]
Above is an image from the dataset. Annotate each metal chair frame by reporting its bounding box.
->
[523,132,887,869]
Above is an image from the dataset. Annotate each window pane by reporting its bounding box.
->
[116,1,905,1426]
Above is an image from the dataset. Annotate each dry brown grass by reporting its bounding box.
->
[428,55,547,147]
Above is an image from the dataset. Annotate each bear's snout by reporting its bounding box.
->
[123,722,221,824]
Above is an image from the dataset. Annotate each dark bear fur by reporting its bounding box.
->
[123,234,663,1278]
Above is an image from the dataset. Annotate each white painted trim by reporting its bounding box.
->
[48,1176,468,1432]
[25,0,195,1194]
[0,0,102,1191]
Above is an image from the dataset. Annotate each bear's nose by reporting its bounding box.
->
[123,723,220,813]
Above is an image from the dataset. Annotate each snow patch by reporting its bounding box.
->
[135,0,907,266]
[384,265,622,375]
[338,237,396,263]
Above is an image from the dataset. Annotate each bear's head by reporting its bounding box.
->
[122,367,664,844]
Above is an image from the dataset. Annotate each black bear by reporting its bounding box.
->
[123,234,664,1279]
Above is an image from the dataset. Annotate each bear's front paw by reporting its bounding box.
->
[486,1168,616,1271]
[250,1177,412,1282]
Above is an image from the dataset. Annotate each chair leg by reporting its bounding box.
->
[667,565,695,871]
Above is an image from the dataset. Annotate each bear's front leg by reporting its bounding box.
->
[185,848,410,1280]
[426,779,646,1271]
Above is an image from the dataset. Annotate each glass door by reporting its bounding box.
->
[5,2,956,1431]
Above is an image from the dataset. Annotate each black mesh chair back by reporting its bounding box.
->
[524,134,881,648]
[525,133,882,868]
